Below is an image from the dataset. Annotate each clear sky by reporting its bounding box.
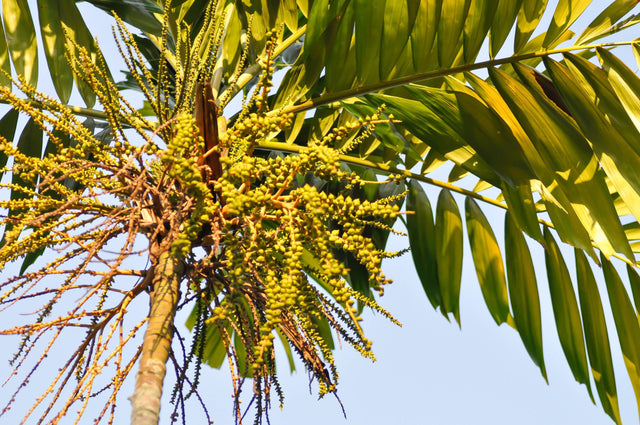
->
[1,2,638,425]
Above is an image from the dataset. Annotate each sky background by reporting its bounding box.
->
[1,1,639,424]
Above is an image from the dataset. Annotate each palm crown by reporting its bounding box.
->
[1,1,640,424]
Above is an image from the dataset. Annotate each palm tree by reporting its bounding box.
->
[2,1,640,424]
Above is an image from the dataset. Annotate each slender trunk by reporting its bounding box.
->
[130,245,184,425]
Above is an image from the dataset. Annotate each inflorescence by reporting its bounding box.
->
[0,6,406,425]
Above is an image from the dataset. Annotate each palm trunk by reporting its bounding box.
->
[130,245,184,425]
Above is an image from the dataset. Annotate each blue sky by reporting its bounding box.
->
[1,2,639,424]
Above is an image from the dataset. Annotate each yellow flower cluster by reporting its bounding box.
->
[186,116,405,397]
[160,115,217,257]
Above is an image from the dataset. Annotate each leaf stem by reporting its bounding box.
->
[0,97,110,121]
[275,40,639,116]
[256,140,639,269]
[256,140,506,207]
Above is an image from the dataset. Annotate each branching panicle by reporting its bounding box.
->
[0,5,405,425]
